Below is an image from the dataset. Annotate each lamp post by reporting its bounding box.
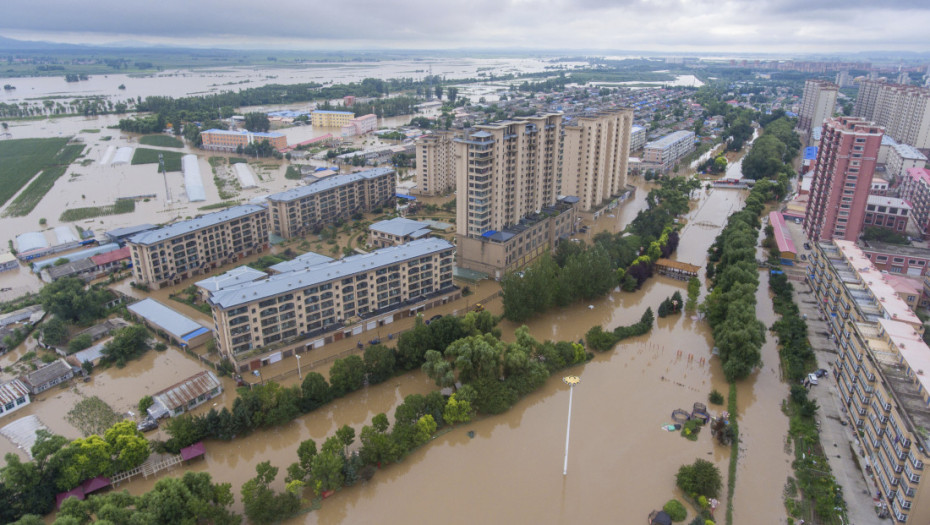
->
[296,353,302,380]
[562,375,580,476]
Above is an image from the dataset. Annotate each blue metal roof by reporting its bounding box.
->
[396,194,417,201]
[803,147,818,160]
[128,298,210,340]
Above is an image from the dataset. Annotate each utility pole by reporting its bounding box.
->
[159,153,171,204]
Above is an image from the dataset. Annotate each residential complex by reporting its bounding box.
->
[864,195,911,233]
[561,109,634,212]
[312,110,355,128]
[855,81,930,150]
[900,168,930,239]
[415,132,456,196]
[797,79,839,144]
[804,117,884,242]
[454,115,577,277]
[200,129,288,152]
[266,168,396,239]
[128,205,270,289]
[808,240,930,524]
[642,130,695,171]
[208,238,457,367]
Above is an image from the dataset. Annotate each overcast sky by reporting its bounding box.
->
[2,0,929,53]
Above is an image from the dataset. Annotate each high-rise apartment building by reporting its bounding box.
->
[415,132,456,196]
[128,205,270,289]
[266,168,396,239]
[454,114,577,277]
[561,109,634,212]
[855,81,930,149]
[804,117,884,242]
[797,79,839,143]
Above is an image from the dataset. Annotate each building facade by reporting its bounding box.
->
[808,240,930,524]
[341,114,378,137]
[804,117,884,242]
[128,205,270,289]
[368,218,431,248]
[900,168,930,239]
[864,195,911,233]
[266,168,396,239]
[312,110,355,128]
[200,129,287,152]
[797,79,839,143]
[561,109,634,212]
[642,130,695,171]
[855,81,930,149]
[630,125,647,151]
[887,142,928,181]
[208,238,456,364]
[415,132,456,196]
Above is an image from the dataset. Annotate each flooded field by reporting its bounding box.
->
[0,177,793,524]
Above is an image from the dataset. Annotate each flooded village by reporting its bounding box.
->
[1,52,928,525]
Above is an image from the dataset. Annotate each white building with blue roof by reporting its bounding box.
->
[127,298,213,348]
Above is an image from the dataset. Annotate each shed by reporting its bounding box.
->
[21,358,75,394]
[53,226,78,245]
[182,155,206,202]
[16,232,49,253]
[0,379,31,418]
[56,487,85,509]
[127,298,213,348]
[81,476,111,495]
[43,258,97,282]
[233,163,258,189]
[180,441,206,461]
[0,252,18,272]
[149,371,223,418]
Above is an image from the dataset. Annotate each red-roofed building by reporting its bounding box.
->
[90,246,131,273]
[769,211,797,261]
[900,167,930,239]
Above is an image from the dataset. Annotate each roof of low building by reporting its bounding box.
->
[0,379,29,405]
[127,298,210,340]
[90,246,131,266]
[105,224,157,240]
[268,251,334,274]
[769,211,797,255]
[128,205,266,246]
[22,358,73,389]
[153,371,222,410]
[45,258,96,280]
[195,266,268,293]
[867,194,912,210]
[369,217,432,238]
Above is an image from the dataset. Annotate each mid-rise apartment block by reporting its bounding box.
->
[643,130,695,171]
[561,109,634,213]
[266,168,396,239]
[200,129,288,152]
[808,240,930,524]
[797,79,839,143]
[415,132,456,196]
[864,195,911,233]
[453,115,576,277]
[208,238,457,365]
[368,218,431,249]
[630,125,647,151]
[887,142,928,181]
[855,81,930,150]
[312,110,355,128]
[804,117,884,242]
[900,168,930,239]
[128,205,270,289]
[341,114,377,137]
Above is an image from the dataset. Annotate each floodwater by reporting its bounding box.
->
[13,177,793,524]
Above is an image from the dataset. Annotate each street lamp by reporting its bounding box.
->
[562,375,580,476]
[296,353,302,380]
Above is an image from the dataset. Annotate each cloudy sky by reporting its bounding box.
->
[1,0,929,53]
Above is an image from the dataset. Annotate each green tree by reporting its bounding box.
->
[299,371,332,411]
[329,355,366,397]
[243,112,271,133]
[335,424,356,456]
[422,349,455,390]
[413,414,437,447]
[442,393,473,425]
[447,87,459,104]
[103,420,150,471]
[38,278,110,324]
[241,462,299,525]
[309,449,345,494]
[435,85,443,100]
[676,458,722,498]
[363,344,395,384]
[40,317,68,346]
[101,324,149,367]
[67,334,92,353]
[395,317,434,369]
[137,395,153,414]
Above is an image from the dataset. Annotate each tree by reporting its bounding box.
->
[435,85,443,100]
[676,458,722,498]
[447,87,459,104]
[53,435,113,491]
[395,317,434,370]
[40,317,67,346]
[137,395,153,415]
[363,344,395,384]
[310,448,345,494]
[422,349,455,390]
[101,324,149,367]
[103,421,150,472]
[442,393,473,425]
[413,415,437,447]
[68,334,92,353]
[243,112,270,133]
[38,278,110,324]
[300,372,332,411]
[329,355,366,397]
[241,462,299,525]
[335,424,356,456]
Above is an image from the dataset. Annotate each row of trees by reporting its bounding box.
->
[741,114,800,182]
[502,176,698,322]
[1,422,150,522]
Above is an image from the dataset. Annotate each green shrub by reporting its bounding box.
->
[709,389,724,405]
[663,499,687,522]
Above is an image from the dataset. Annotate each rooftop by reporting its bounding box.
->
[831,240,922,326]
[152,370,222,410]
[645,130,695,149]
[866,194,912,210]
[0,379,29,405]
[906,167,930,187]
[45,258,96,280]
[105,224,157,240]
[369,217,432,238]
[769,211,797,254]
[33,243,121,272]
[313,110,354,115]
[265,168,394,203]
[127,205,266,246]
[202,129,283,139]
[22,358,72,389]
[194,266,268,294]
[891,142,927,161]
[211,238,454,309]
[127,298,210,341]
[267,251,334,274]
[859,239,930,258]
[90,246,131,266]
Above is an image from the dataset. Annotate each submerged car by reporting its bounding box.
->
[137,417,158,432]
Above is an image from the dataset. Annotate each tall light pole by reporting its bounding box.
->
[296,353,302,380]
[562,375,580,476]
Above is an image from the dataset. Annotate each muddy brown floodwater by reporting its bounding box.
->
[36,179,792,524]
